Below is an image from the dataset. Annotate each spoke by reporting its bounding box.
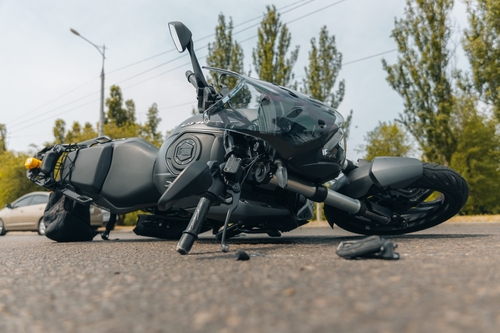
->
[356,186,452,229]
[406,205,439,214]
[396,188,434,203]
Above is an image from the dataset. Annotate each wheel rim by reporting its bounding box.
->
[38,220,46,235]
[368,188,453,226]
[0,220,4,234]
[326,163,468,235]
[355,187,453,231]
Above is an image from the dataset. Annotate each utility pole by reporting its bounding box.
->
[70,28,106,136]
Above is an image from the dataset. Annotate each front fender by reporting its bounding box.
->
[339,157,423,198]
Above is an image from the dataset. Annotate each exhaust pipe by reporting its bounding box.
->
[269,176,390,224]
[269,176,361,213]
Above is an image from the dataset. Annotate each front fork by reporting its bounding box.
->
[175,163,242,255]
[175,175,228,254]
[268,173,392,225]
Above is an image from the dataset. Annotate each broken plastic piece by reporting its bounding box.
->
[336,235,400,260]
[236,250,250,261]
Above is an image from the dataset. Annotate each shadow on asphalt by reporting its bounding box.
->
[46,232,489,248]
[388,233,488,240]
[191,245,284,260]
[213,233,489,244]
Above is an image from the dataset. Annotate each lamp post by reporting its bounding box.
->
[70,28,106,137]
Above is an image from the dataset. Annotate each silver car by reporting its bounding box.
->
[0,191,109,236]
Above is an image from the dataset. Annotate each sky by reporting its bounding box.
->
[0,0,470,160]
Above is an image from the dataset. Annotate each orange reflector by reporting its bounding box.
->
[25,157,42,170]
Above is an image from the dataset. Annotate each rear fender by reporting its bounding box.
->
[340,157,423,198]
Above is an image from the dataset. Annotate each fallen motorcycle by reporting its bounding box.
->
[25,21,469,254]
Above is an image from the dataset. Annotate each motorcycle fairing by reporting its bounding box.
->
[202,67,344,160]
[338,157,423,198]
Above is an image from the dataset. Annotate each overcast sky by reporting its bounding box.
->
[0,0,469,160]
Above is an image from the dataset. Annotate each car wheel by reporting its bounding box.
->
[37,218,46,236]
[0,219,6,236]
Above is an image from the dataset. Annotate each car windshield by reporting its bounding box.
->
[203,68,344,147]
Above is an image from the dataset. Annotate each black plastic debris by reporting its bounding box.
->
[236,250,250,261]
[336,235,400,260]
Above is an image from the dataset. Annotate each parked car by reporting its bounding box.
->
[0,191,109,236]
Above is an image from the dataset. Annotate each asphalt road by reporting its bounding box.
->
[1,222,500,333]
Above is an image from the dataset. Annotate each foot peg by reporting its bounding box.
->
[336,235,400,260]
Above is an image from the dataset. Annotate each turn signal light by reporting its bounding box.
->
[25,157,42,170]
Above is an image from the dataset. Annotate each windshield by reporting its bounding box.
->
[204,68,344,148]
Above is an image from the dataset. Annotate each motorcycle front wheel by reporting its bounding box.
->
[325,163,469,235]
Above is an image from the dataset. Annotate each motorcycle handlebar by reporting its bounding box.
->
[185,70,198,89]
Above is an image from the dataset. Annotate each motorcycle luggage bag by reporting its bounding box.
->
[60,138,161,212]
[43,191,94,242]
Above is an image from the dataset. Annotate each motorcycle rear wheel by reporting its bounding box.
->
[325,163,469,235]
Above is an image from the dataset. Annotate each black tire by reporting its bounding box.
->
[325,163,469,235]
[0,219,6,236]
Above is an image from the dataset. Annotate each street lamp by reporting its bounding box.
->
[70,28,106,136]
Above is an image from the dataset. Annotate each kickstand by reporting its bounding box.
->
[101,213,117,240]
[219,189,240,253]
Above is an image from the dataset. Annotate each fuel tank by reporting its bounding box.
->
[153,114,225,194]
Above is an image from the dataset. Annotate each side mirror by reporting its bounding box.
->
[168,21,192,53]
[6,203,13,209]
[168,21,210,107]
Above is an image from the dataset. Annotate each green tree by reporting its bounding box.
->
[0,150,43,206]
[382,0,456,166]
[65,121,98,143]
[463,0,500,121]
[125,99,136,124]
[252,5,299,87]
[104,121,140,140]
[106,85,135,127]
[361,121,413,161]
[105,85,141,139]
[64,121,81,143]
[80,122,99,141]
[142,103,163,147]
[302,26,353,142]
[51,85,161,145]
[0,124,6,154]
[207,13,245,89]
[303,26,345,109]
[53,119,66,144]
[0,126,42,206]
[49,119,98,145]
[448,79,500,214]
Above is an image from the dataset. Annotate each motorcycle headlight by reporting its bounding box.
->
[321,127,345,162]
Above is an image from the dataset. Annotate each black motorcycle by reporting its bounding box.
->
[26,21,469,254]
